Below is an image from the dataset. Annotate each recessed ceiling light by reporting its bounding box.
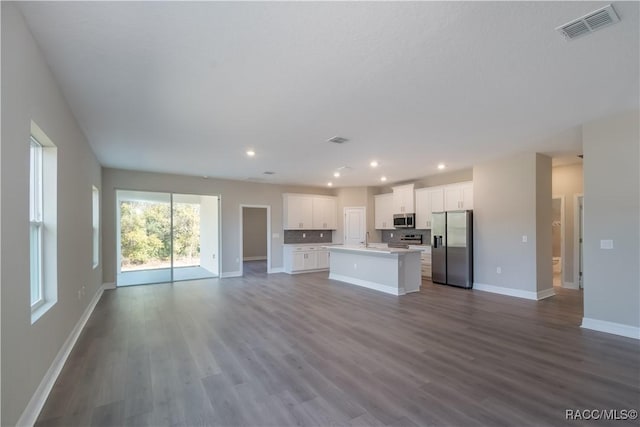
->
[380,176,387,182]
[246,150,255,157]
[437,163,446,170]
[327,182,333,187]
[333,172,340,178]
[370,161,379,168]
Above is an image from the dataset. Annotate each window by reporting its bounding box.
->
[92,186,99,268]
[29,121,58,323]
[30,137,44,309]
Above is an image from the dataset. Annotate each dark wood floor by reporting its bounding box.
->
[36,268,639,426]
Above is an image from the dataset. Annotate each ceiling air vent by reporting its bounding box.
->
[327,136,349,144]
[263,171,275,175]
[557,4,620,40]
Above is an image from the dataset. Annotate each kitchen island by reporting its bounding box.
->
[327,245,422,295]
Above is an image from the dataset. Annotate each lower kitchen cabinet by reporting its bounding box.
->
[284,245,330,274]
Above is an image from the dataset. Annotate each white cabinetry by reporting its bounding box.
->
[415,187,444,229]
[283,194,337,230]
[283,194,313,229]
[284,245,330,274]
[312,197,337,230]
[374,193,394,230]
[392,184,415,213]
[444,181,473,211]
[316,250,330,269]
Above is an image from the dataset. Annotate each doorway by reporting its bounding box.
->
[344,207,366,246]
[116,190,220,286]
[551,196,565,287]
[240,205,271,276]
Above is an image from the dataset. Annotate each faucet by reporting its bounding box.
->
[365,231,370,248]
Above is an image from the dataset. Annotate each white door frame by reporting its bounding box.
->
[343,206,367,245]
[573,194,584,289]
[552,195,565,287]
[239,204,271,276]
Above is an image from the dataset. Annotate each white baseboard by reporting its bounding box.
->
[268,267,284,274]
[536,287,556,300]
[243,256,267,261]
[473,283,555,301]
[562,281,579,289]
[221,271,242,278]
[103,282,116,290]
[473,283,539,300]
[16,284,105,427]
[329,273,403,295]
[581,317,640,340]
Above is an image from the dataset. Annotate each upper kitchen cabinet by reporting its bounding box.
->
[312,196,337,230]
[392,183,415,213]
[415,186,444,229]
[283,194,314,229]
[374,193,394,229]
[283,193,338,230]
[444,181,474,211]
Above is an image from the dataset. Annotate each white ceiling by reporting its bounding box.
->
[18,1,639,187]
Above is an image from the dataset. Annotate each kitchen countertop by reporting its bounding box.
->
[327,245,423,254]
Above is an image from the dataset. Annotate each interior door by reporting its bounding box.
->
[344,207,366,246]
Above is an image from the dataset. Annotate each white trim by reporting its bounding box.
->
[573,193,584,289]
[221,271,242,278]
[287,268,329,275]
[103,282,116,290]
[239,204,271,277]
[562,281,579,289]
[243,256,267,261]
[552,195,565,287]
[17,285,105,427]
[536,287,556,300]
[329,273,404,295]
[581,317,640,340]
[268,267,284,274]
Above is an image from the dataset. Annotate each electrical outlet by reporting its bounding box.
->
[390,232,394,238]
[600,239,613,249]
[353,263,357,270]
[212,254,216,259]
[77,290,82,300]
[522,235,528,243]
[235,257,239,263]
[320,233,323,237]
[497,267,502,274]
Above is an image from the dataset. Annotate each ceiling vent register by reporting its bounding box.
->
[556,4,620,40]
[327,136,349,144]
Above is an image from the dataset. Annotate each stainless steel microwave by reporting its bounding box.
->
[393,213,415,229]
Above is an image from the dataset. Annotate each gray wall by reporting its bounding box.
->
[1,3,103,425]
[473,152,552,293]
[243,207,267,259]
[102,168,333,279]
[552,163,583,284]
[582,110,639,328]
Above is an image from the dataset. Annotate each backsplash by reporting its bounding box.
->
[381,229,431,246]
[284,230,333,244]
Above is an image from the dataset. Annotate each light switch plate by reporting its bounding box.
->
[600,239,614,249]
[272,233,280,239]
[522,235,528,243]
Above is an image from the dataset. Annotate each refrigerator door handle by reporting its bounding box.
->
[433,235,438,248]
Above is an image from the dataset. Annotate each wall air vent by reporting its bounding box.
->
[557,4,620,40]
[327,136,349,144]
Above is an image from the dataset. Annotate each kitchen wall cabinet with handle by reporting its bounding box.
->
[392,183,415,214]
[312,196,337,230]
[444,181,473,211]
[415,187,444,229]
[283,245,330,274]
[283,194,337,230]
[374,193,394,230]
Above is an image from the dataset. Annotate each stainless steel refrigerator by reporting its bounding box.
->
[432,210,473,288]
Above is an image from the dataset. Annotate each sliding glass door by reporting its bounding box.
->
[117,190,219,286]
